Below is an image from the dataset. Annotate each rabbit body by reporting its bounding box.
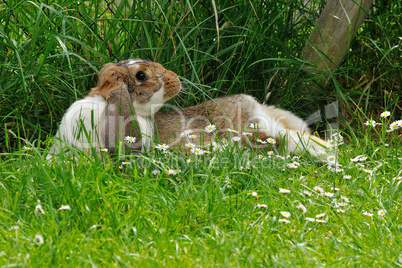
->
[155,94,331,157]
[47,59,181,159]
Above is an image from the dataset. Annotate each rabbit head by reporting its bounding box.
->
[89,58,181,117]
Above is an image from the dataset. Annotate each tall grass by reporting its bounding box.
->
[1,0,399,152]
[0,0,401,266]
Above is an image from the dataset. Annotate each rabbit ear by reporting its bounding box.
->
[88,63,130,99]
[100,86,142,154]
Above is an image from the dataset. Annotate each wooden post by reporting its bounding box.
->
[301,0,374,87]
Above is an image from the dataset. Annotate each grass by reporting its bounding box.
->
[0,0,401,266]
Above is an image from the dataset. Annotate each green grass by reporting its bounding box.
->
[1,116,402,267]
[1,0,401,266]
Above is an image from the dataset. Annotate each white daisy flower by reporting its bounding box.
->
[59,205,71,211]
[362,211,373,217]
[180,130,193,137]
[364,120,377,127]
[187,159,193,163]
[313,186,325,193]
[343,175,352,180]
[256,204,268,208]
[380,111,391,118]
[257,154,266,160]
[256,138,267,144]
[191,147,205,155]
[249,123,259,129]
[389,121,401,131]
[185,142,195,149]
[266,138,276,144]
[124,136,136,143]
[278,219,290,223]
[280,211,291,218]
[34,234,44,245]
[188,134,198,139]
[99,148,109,152]
[121,161,132,165]
[378,209,386,216]
[267,151,274,156]
[336,208,345,213]
[393,176,402,180]
[151,170,161,175]
[315,213,326,218]
[296,203,307,213]
[249,191,258,197]
[341,196,350,202]
[316,219,327,223]
[155,143,169,150]
[287,162,300,169]
[305,217,315,222]
[303,190,312,196]
[227,128,239,134]
[242,132,253,136]
[35,204,45,215]
[204,124,216,133]
[232,136,241,142]
[324,192,334,197]
[279,188,291,194]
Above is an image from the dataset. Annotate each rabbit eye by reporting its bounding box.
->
[135,71,146,81]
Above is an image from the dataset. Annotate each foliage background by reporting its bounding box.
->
[0,0,401,151]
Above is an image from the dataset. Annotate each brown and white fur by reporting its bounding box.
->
[47,58,181,159]
[48,58,331,159]
[154,94,331,157]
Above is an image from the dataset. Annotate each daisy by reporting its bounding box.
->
[296,203,307,213]
[280,211,291,218]
[121,161,132,165]
[313,186,325,193]
[316,219,327,223]
[249,123,259,129]
[151,170,161,175]
[59,205,71,211]
[377,209,386,216]
[249,191,259,198]
[185,142,195,149]
[34,234,44,245]
[393,176,402,180]
[362,211,373,217]
[305,217,315,222]
[191,147,205,155]
[278,219,290,223]
[35,204,45,215]
[324,192,334,197]
[188,134,197,139]
[336,209,345,213]
[227,128,239,134]
[341,196,350,202]
[287,162,300,169]
[232,136,241,142]
[204,124,216,133]
[180,130,193,137]
[256,204,268,208]
[279,188,291,194]
[124,136,136,143]
[224,177,231,184]
[155,143,169,150]
[242,132,253,136]
[380,111,391,118]
[389,121,400,131]
[266,138,276,144]
[315,213,326,218]
[331,187,340,191]
[343,175,352,180]
[99,148,109,152]
[364,120,377,127]
[256,138,267,144]
[338,202,348,207]
[22,146,31,150]
[187,159,193,163]
[267,151,274,156]
[257,154,266,160]
[303,190,312,196]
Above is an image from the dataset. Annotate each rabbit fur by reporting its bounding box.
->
[47,59,181,159]
[48,58,331,159]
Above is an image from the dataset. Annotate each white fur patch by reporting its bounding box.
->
[250,105,285,136]
[48,94,106,158]
[133,86,165,117]
[135,115,154,150]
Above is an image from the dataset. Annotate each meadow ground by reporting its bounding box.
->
[0,1,401,266]
[1,116,402,267]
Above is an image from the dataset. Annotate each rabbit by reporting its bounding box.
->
[153,94,332,158]
[47,58,182,159]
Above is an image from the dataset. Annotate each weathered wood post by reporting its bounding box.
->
[301,0,374,88]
